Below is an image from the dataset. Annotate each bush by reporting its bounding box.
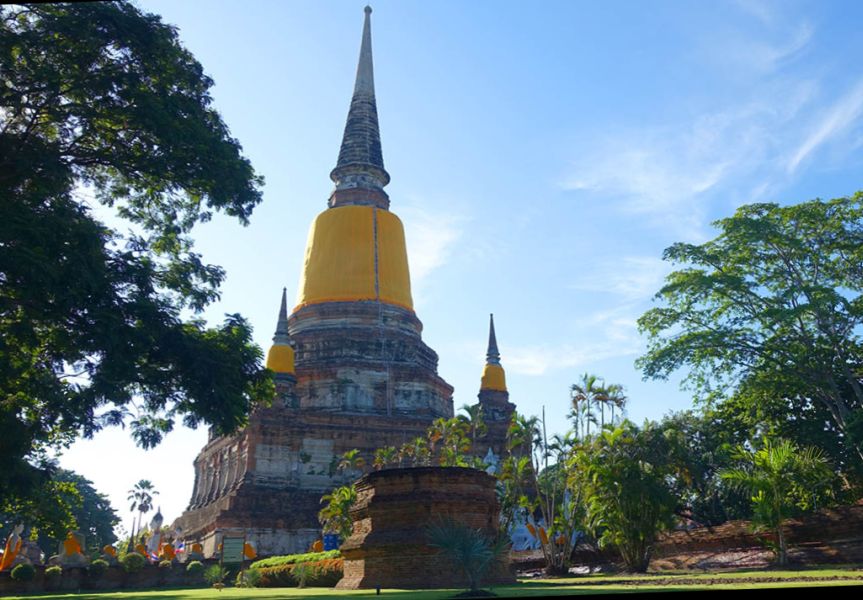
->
[45,565,63,579]
[10,563,36,582]
[256,558,343,588]
[88,559,109,579]
[121,552,146,573]
[186,560,204,575]
[158,560,172,569]
[204,564,228,585]
[235,567,262,588]
[249,549,340,569]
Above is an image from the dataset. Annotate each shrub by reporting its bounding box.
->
[426,518,508,594]
[159,560,172,569]
[256,558,343,588]
[10,563,36,582]
[293,562,311,589]
[88,559,109,579]
[235,567,262,588]
[186,560,204,575]
[121,552,146,573]
[204,564,228,585]
[249,549,340,569]
[45,565,63,579]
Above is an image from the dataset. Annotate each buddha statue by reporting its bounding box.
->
[159,541,176,563]
[101,544,119,566]
[0,524,24,571]
[243,541,257,560]
[58,530,88,568]
[186,542,204,561]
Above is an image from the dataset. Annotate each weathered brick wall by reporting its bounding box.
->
[175,408,452,557]
[337,467,515,589]
[176,296,459,559]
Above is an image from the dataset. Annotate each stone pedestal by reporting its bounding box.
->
[336,467,514,590]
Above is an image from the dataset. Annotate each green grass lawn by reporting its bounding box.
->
[7,568,863,600]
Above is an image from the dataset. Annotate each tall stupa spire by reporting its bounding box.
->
[329,6,391,208]
[273,287,290,344]
[486,313,500,365]
[480,313,507,392]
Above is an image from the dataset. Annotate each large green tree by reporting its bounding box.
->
[657,409,752,526]
[0,3,273,509]
[41,470,120,556]
[1,467,120,557]
[637,195,863,464]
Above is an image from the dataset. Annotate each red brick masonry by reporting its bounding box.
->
[336,466,515,589]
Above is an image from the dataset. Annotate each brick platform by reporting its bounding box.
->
[336,467,515,589]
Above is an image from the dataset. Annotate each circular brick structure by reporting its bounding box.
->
[336,466,514,590]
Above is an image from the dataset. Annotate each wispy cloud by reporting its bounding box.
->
[561,73,863,240]
[787,79,863,173]
[568,256,671,302]
[733,0,776,27]
[717,22,812,74]
[500,302,643,377]
[561,102,779,240]
[400,203,464,303]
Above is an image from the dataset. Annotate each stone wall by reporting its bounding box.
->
[337,466,515,590]
[0,563,207,595]
[175,407,450,557]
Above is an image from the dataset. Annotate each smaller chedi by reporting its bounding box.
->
[469,314,517,463]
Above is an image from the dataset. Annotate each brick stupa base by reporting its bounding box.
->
[336,467,515,590]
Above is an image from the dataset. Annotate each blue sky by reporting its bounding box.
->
[60,0,863,531]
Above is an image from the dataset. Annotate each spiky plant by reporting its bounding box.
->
[426,518,508,595]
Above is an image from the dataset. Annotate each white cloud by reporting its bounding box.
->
[399,203,464,300]
[568,256,671,302]
[561,104,772,240]
[733,0,776,27]
[503,303,643,377]
[787,79,863,173]
[559,71,858,239]
[557,6,863,240]
[718,22,812,74]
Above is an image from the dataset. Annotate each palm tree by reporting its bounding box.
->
[601,382,627,428]
[337,449,366,473]
[457,403,488,447]
[127,479,159,551]
[570,373,602,439]
[373,446,398,470]
[506,413,541,457]
[319,484,357,541]
[720,439,833,566]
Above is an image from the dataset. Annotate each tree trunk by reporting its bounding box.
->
[777,524,788,566]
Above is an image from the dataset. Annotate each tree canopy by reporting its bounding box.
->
[637,195,863,464]
[0,3,273,508]
[0,467,119,556]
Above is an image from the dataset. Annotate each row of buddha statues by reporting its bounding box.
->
[0,523,213,571]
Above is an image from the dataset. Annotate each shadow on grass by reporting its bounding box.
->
[8,574,863,600]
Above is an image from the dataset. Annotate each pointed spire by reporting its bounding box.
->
[353,6,375,98]
[330,6,391,205]
[273,287,290,344]
[486,313,500,365]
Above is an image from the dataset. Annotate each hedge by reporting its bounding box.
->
[256,558,343,588]
[249,550,340,569]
